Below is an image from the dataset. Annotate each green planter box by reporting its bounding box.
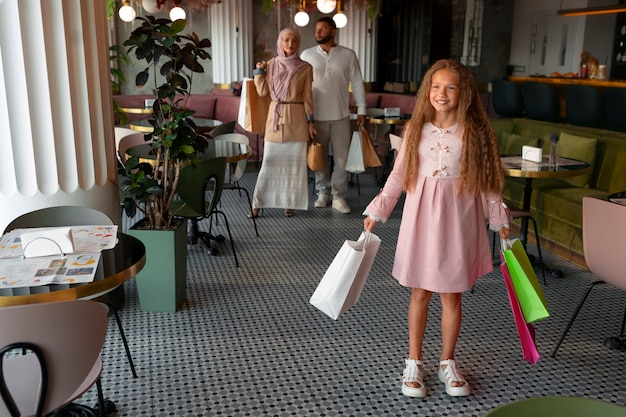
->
[128,219,187,312]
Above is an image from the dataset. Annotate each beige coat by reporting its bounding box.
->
[254,61,314,143]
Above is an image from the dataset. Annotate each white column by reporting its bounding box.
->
[336,7,377,82]
[0,0,120,232]
[210,0,253,84]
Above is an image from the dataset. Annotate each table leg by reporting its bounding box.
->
[519,178,533,249]
[519,178,562,278]
[375,125,396,187]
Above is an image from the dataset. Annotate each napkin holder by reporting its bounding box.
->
[20,227,74,258]
[384,107,400,118]
[522,145,543,163]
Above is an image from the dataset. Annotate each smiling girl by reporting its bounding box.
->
[363,59,510,398]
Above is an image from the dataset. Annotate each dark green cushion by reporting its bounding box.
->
[501,131,539,155]
[557,131,597,187]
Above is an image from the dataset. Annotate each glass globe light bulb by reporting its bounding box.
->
[316,0,336,14]
[119,4,137,22]
[142,0,161,14]
[333,12,347,28]
[294,10,310,27]
[169,6,186,21]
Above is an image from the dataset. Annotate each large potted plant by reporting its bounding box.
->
[121,16,211,312]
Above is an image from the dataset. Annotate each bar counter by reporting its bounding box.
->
[508,76,626,89]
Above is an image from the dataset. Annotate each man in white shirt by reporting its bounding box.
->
[301,16,367,214]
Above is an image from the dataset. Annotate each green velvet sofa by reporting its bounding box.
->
[491,118,626,260]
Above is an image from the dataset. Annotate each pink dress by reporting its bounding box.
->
[364,123,509,293]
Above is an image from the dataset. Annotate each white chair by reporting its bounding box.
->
[114,127,141,165]
[551,197,626,357]
[214,133,259,237]
[0,300,109,417]
[118,132,149,165]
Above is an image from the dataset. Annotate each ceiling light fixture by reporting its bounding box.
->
[316,0,336,14]
[118,0,137,22]
[332,0,347,28]
[558,4,626,16]
[142,0,161,14]
[294,0,310,27]
[169,1,186,21]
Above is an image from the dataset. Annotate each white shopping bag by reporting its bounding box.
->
[345,131,365,173]
[309,232,381,320]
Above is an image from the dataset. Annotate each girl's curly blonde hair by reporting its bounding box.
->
[401,59,503,196]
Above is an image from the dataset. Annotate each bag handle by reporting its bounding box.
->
[360,230,372,246]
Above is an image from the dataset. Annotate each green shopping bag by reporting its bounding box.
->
[502,239,549,324]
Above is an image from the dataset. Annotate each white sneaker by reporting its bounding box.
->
[314,194,329,208]
[332,198,351,214]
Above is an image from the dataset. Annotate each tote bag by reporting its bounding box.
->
[500,250,541,364]
[309,232,381,320]
[237,78,270,134]
[346,131,366,173]
[502,239,549,324]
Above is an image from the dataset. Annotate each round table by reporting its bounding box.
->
[368,115,410,185]
[608,190,626,206]
[368,114,411,132]
[501,155,590,277]
[501,155,590,215]
[120,107,153,115]
[0,233,145,306]
[126,140,250,165]
[129,117,223,133]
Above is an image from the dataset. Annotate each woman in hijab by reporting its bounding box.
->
[248,27,316,218]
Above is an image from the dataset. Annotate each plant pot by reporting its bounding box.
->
[128,218,187,312]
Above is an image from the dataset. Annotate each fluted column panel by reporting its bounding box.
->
[0,0,119,232]
[210,0,253,84]
[337,7,377,82]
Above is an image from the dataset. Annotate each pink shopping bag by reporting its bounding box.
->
[500,252,541,364]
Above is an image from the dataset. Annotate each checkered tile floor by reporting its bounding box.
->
[86,171,624,416]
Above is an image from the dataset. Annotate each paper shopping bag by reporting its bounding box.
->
[502,239,549,324]
[500,251,541,364]
[346,131,365,173]
[360,127,382,168]
[237,78,269,134]
[310,232,381,320]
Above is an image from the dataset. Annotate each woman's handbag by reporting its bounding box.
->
[309,232,381,320]
[502,239,549,324]
[500,248,541,364]
[307,139,324,171]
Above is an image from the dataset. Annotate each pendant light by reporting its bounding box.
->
[332,0,347,28]
[294,0,310,27]
[119,0,137,22]
[316,0,336,14]
[169,1,186,21]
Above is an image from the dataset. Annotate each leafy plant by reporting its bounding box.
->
[106,0,116,20]
[121,16,212,230]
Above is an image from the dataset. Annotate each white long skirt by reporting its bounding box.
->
[252,141,309,210]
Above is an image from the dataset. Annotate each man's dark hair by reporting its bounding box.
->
[317,16,336,30]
